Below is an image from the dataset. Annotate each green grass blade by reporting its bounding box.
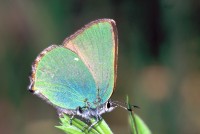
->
[126,96,151,134]
[56,114,113,134]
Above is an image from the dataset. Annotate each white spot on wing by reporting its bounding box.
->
[74,57,79,61]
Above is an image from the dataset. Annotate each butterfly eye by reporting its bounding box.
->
[105,101,116,113]
[107,101,111,109]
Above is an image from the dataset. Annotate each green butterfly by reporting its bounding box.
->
[29,19,118,128]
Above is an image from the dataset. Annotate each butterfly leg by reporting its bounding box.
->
[57,108,65,117]
[56,108,75,125]
[88,115,102,131]
[69,114,75,125]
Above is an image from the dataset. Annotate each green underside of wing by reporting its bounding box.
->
[65,21,116,104]
[34,47,97,109]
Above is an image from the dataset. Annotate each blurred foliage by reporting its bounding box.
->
[0,0,200,134]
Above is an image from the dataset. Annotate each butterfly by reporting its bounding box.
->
[28,19,119,128]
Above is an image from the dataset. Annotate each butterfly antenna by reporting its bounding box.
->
[112,101,127,110]
[112,100,140,111]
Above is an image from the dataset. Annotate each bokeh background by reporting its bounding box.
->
[1,0,200,134]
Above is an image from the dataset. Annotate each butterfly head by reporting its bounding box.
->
[96,100,117,116]
[104,100,117,112]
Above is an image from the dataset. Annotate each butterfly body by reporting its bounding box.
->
[29,19,118,123]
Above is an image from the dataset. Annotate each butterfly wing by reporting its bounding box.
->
[63,19,118,104]
[29,45,97,109]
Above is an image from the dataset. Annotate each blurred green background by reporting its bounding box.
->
[1,0,200,134]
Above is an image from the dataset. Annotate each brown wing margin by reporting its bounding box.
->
[28,45,58,92]
[110,19,118,93]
